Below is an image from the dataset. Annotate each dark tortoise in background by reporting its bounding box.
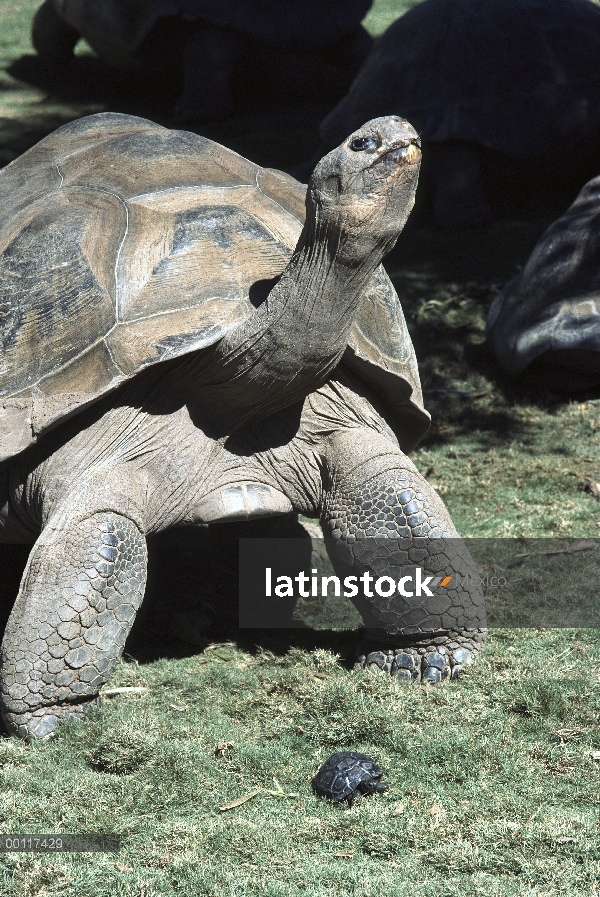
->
[0,112,485,740]
[31,0,373,121]
[313,752,389,806]
[487,172,600,391]
[316,0,600,227]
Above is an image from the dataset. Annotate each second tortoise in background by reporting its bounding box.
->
[317,0,600,227]
[32,0,373,122]
[487,173,600,391]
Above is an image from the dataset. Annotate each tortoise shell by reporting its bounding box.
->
[55,0,373,52]
[0,112,429,464]
[312,751,385,803]
[320,0,600,156]
[487,174,600,382]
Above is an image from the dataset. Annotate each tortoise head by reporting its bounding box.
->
[307,116,421,260]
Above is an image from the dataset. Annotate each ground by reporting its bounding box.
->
[0,1,599,895]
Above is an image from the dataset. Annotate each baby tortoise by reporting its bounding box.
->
[313,751,389,806]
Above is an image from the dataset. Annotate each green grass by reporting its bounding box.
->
[362,0,423,34]
[0,1,599,894]
[0,632,599,896]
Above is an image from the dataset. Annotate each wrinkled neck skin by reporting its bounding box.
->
[187,194,406,435]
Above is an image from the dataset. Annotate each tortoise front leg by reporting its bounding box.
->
[346,790,361,808]
[321,430,486,683]
[359,780,389,797]
[0,510,147,739]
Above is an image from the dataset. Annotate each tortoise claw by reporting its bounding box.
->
[354,630,485,683]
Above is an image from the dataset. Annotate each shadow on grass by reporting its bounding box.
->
[0,527,363,682]
[382,222,600,452]
[420,374,600,452]
[8,52,177,118]
[4,52,328,170]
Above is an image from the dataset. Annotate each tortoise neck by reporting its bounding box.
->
[190,211,393,434]
[282,203,395,313]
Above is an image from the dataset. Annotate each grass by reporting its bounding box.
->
[0,632,599,896]
[0,0,599,895]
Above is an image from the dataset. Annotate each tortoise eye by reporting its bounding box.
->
[350,136,377,152]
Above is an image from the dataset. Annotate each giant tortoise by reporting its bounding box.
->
[487,173,600,390]
[0,112,485,739]
[31,0,373,121]
[316,0,600,227]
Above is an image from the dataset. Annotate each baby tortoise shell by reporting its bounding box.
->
[312,751,389,806]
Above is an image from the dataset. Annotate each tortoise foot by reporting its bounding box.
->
[3,696,101,741]
[354,629,486,684]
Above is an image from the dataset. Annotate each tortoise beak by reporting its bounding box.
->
[393,142,421,165]
[378,140,421,167]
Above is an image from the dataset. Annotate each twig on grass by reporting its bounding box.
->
[219,790,262,812]
[218,779,298,811]
[515,539,597,559]
[100,687,149,697]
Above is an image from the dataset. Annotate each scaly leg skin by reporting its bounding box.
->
[322,431,486,683]
[0,512,147,739]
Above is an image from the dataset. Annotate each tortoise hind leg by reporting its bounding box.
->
[31,1,80,67]
[0,510,147,739]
